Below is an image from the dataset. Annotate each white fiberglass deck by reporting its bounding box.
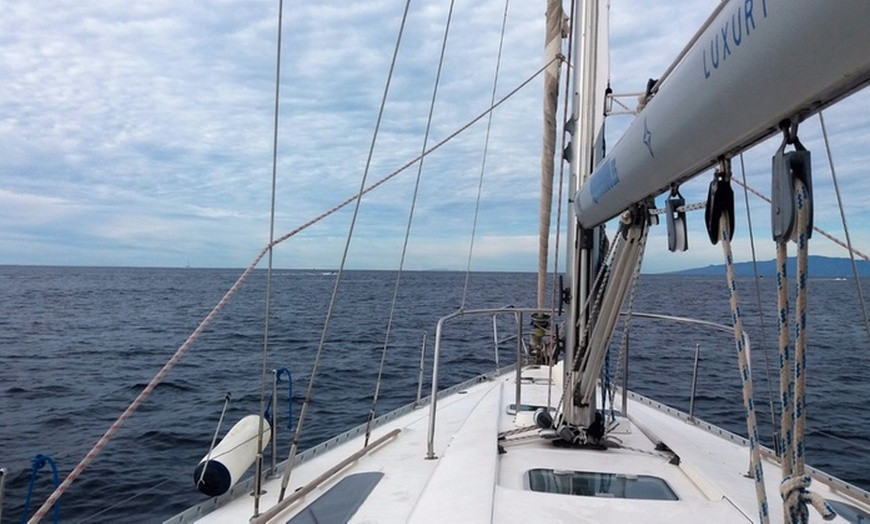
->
[168,363,870,523]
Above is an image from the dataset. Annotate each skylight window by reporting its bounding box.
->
[287,472,384,524]
[526,469,678,501]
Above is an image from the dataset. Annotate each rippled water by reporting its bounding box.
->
[1,266,868,522]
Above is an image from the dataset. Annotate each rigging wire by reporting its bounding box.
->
[733,178,870,263]
[255,0,286,513]
[647,0,729,96]
[548,0,576,409]
[198,392,233,488]
[76,478,173,523]
[812,429,870,453]
[263,56,561,257]
[460,0,510,309]
[737,152,778,445]
[363,0,426,447]
[25,58,556,522]
[648,180,870,268]
[277,0,423,499]
[818,110,870,350]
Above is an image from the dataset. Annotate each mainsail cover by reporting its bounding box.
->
[573,0,870,228]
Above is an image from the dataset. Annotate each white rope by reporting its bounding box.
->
[718,212,770,524]
[777,179,836,523]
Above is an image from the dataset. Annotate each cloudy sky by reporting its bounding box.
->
[3,1,869,273]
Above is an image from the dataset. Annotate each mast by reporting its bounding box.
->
[564,0,608,427]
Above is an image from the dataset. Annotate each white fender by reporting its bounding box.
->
[194,415,271,496]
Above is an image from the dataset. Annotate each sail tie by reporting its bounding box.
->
[709,160,770,524]
[772,123,835,522]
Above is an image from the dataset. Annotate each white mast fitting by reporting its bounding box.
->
[563,0,609,427]
[574,0,870,228]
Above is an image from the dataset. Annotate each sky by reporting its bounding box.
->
[2,1,869,273]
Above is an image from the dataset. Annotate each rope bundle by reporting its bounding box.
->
[776,179,836,522]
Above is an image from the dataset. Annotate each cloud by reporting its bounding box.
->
[1,1,869,274]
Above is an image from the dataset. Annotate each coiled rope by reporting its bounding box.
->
[21,455,59,524]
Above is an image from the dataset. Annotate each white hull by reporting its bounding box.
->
[167,362,870,523]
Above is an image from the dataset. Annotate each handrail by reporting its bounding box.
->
[618,311,752,419]
[426,306,551,459]
[621,311,745,336]
[424,308,748,458]
[250,429,401,524]
[415,332,427,406]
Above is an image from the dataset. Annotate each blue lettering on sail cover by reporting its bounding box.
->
[703,0,768,79]
[590,158,619,203]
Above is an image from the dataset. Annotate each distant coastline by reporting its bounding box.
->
[667,255,870,277]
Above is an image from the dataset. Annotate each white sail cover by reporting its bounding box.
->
[574,0,870,228]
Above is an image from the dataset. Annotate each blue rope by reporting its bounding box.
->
[264,367,293,429]
[21,454,60,524]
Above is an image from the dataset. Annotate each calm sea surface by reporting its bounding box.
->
[1,266,869,522]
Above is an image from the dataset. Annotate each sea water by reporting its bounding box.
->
[1,266,868,522]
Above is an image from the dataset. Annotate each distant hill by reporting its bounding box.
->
[670,255,870,277]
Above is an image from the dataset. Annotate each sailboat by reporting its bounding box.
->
[16,0,870,522]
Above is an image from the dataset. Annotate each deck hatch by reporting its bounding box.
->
[506,404,556,415]
[526,469,678,501]
[826,500,870,523]
[286,471,384,524]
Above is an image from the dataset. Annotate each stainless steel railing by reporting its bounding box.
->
[425,306,552,459]
[619,312,751,420]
